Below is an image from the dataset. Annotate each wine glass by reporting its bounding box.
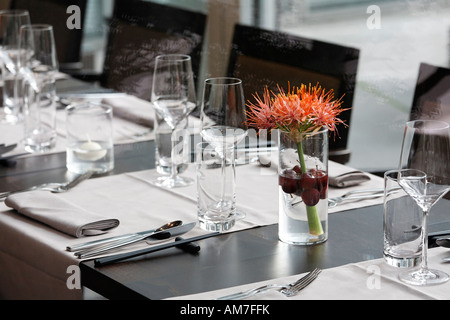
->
[0,10,31,124]
[151,54,196,188]
[19,24,59,153]
[397,120,450,286]
[200,77,248,219]
[19,24,59,82]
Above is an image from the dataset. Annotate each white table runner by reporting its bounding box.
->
[168,247,450,300]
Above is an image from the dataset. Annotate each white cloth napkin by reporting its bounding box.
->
[4,191,120,238]
[102,94,155,128]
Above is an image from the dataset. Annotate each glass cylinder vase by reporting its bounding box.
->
[278,128,329,245]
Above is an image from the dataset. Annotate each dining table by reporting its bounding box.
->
[0,76,449,302]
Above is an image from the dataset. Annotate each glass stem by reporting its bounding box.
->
[420,210,429,272]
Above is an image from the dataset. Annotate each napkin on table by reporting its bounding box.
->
[328,171,371,188]
[5,191,120,238]
[102,94,155,128]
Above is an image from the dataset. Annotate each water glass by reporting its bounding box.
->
[383,170,423,268]
[0,10,31,124]
[66,102,114,174]
[154,110,189,175]
[196,142,236,232]
[23,79,57,153]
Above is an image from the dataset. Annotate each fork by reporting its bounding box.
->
[0,171,93,201]
[216,268,321,300]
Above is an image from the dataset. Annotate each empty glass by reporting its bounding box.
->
[0,10,31,124]
[383,170,423,268]
[151,54,196,188]
[200,77,248,220]
[197,142,236,232]
[20,24,59,153]
[397,120,450,286]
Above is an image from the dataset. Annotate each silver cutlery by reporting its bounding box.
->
[75,221,196,259]
[68,220,183,252]
[328,187,401,208]
[216,268,321,300]
[0,171,93,201]
[93,232,220,266]
[290,187,400,208]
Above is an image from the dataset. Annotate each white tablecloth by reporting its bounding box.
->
[169,247,450,300]
[0,160,384,299]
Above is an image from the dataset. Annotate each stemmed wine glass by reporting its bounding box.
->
[200,77,248,219]
[151,54,196,188]
[19,24,59,153]
[0,10,31,124]
[397,120,450,286]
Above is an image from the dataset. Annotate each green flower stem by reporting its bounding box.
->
[297,141,324,236]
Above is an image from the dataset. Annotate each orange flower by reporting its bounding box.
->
[246,83,347,137]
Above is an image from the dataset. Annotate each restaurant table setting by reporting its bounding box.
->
[168,246,450,300]
[0,89,201,160]
[0,156,385,299]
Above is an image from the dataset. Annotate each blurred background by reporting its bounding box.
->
[2,0,449,173]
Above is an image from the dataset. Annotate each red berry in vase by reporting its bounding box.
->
[279,169,300,194]
[299,172,317,190]
[301,188,320,206]
[310,169,328,199]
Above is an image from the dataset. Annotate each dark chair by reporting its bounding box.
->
[227,24,360,164]
[409,63,450,199]
[410,62,450,123]
[77,0,207,101]
[10,0,87,73]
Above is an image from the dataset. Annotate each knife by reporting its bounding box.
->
[94,232,220,266]
[76,222,196,259]
[67,226,171,252]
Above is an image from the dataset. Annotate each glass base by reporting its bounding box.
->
[383,253,421,268]
[278,232,327,246]
[198,215,235,232]
[399,268,450,286]
[24,141,56,153]
[153,175,193,188]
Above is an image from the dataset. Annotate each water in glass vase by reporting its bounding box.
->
[278,167,328,245]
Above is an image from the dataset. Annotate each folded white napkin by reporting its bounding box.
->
[328,170,371,188]
[5,191,120,237]
[102,95,155,128]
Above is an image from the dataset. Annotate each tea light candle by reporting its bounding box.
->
[75,140,107,161]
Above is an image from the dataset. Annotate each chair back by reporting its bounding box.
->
[10,0,87,72]
[101,0,206,100]
[410,62,450,123]
[227,24,360,163]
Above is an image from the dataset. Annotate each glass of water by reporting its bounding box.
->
[66,102,114,174]
[0,10,30,124]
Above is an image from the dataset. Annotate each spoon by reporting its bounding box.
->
[74,220,184,258]
[68,220,182,252]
